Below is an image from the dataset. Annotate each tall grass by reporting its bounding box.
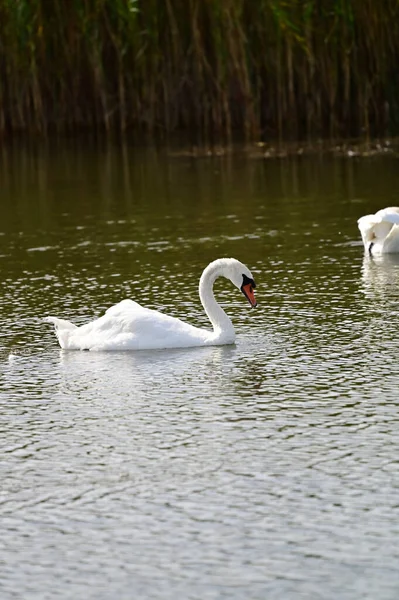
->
[0,0,399,141]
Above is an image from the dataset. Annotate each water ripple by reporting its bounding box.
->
[1,153,399,599]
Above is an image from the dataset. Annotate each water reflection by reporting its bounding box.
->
[55,344,237,399]
[1,141,399,235]
[2,146,399,600]
[361,253,399,296]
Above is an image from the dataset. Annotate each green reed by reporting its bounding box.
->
[0,0,398,141]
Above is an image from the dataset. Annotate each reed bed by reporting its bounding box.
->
[0,0,398,141]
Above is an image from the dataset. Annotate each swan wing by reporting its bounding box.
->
[104,298,149,318]
[53,299,211,350]
[375,206,399,223]
[380,210,399,251]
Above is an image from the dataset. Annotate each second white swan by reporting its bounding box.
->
[45,258,257,351]
[358,207,399,255]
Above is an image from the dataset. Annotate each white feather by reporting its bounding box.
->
[358,207,399,254]
[45,258,257,351]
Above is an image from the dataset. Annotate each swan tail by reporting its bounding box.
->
[44,316,78,330]
[44,316,78,349]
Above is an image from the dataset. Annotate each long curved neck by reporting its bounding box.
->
[199,262,235,337]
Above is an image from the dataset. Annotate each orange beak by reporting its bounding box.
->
[242,283,257,308]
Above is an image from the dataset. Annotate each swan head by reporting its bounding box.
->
[220,258,257,307]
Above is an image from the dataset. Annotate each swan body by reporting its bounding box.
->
[358,207,399,255]
[45,258,257,351]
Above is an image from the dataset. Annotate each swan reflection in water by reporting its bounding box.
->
[55,344,239,404]
[360,253,399,306]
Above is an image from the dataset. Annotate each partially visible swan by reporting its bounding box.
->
[358,207,399,254]
[45,258,257,351]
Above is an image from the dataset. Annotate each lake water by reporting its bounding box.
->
[1,141,399,599]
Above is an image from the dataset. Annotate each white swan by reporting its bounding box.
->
[44,258,257,351]
[358,207,399,255]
